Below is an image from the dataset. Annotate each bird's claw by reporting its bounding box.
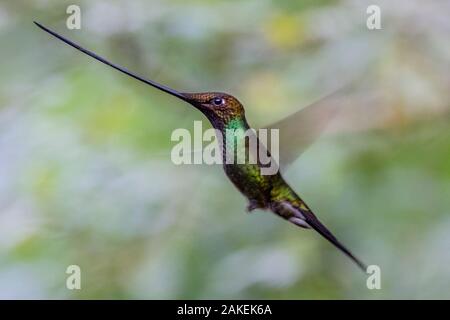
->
[246,200,261,213]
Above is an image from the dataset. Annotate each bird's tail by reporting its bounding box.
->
[272,201,367,272]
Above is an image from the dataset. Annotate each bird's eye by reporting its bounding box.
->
[211,97,225,106]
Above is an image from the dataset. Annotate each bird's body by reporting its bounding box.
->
[184,92,366,270]
[35,22,367,271]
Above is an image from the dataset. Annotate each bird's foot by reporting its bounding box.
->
[246,200,262,213]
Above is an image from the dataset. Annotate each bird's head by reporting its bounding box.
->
[181,92,245,125]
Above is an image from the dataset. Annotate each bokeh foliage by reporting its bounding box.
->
[0,0,449,298]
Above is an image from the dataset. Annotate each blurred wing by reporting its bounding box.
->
[265,85,354,171]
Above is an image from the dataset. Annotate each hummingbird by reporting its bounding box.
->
[35,21,367,271]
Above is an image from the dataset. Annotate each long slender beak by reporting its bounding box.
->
[34,21,192,104]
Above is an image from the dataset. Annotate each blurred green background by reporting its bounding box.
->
[0,0,449,299]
